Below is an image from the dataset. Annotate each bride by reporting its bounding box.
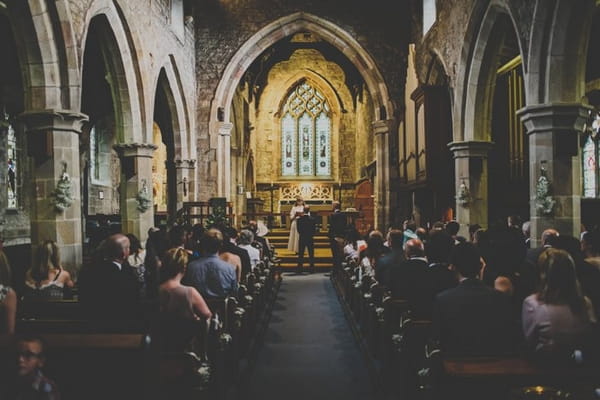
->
[287,197,305,254]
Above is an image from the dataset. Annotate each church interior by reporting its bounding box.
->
[1,0,600,399]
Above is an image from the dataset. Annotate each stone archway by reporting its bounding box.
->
[209,13,392,188]
[452,1,527,231]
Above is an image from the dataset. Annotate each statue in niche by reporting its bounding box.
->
[285,135,292,158]
[7,158,16,198]
[302,126,310,159]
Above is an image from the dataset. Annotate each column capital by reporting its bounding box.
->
[19,109,89,134]
[448,140,494,158]
[518,103,592,135]
[175,159,197,169]
[218,122,234,136]
[113,142,158,158]
[372,119,395,135]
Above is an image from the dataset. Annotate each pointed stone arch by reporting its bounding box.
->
[461,2,526,142]
[527,0,596,104]
[211,12,392,126]
[80,0,144,143]
[2,0,66,110]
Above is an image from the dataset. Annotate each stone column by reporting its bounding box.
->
[175,159,196,210]
[518,103,591,247]
[373,119,395,230]
[448,140,494,234]
[20,110,88,271]
[217,122,233,199]
[114,143,157,244]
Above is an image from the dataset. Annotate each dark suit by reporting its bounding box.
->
[432,278,517,356]
[79,259,141,319]
[389,257,431,319]
[374,249,404,288]
[526,245,550,267]
[329,210,347,268]
[297,214,317,272]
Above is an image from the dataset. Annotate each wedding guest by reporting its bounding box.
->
[522,249,596,358]
[0,238,16,334]
[24,240,74,300]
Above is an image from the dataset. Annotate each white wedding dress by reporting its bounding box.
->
[287,205,304,253]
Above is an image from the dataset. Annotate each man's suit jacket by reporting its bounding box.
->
[79,259,140,319]
[329,211,347,238]
[526,245,549,267]
[375,250,404,289]
[297,215,317,239]
[389,257,431,318]
[433,278,517,356]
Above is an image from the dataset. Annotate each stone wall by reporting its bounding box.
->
[194,0,410,198]
[411,0,536,99]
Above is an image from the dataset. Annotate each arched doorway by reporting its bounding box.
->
[153,71,177,222]
[81,15,123,239]
[487,16,529,228]
[354,180,374,235]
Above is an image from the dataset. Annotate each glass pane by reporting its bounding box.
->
[298,113,313,176]
[7,124,17,209]
[315,112,331,176]
[281,113,296,176]
[583,135,596,198]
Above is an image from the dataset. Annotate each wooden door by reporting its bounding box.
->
[354,180,374,236]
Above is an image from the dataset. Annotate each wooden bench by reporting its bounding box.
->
[437,356,600,400]
[0,333,150,400]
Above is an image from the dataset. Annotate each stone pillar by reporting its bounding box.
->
[518,103,591,247]
[20,110,88,271]
[373,119,395,230]
[448,141,494,234]
[217,122,233,199]
[175,159,195,210]
[114,143,157,244]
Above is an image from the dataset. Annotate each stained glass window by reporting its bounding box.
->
[281,81,331,177]
[7,122,17,209]
[582,111,600,199]
[583,135,596,198]
[90,120,111,185]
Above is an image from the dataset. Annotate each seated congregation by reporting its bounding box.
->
[0,220,281,399]
[332,220,600,399]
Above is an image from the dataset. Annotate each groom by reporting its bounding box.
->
[296,206,317,274]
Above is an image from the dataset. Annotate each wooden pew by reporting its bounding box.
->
[429,356,600,400]
[0,333,150,400]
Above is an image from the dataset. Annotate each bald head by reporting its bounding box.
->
[541,229,559,246]
[404,238,425,258]
[104,234,130,262]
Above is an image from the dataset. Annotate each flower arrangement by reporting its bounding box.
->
[456,180,471,207]
[51,162,73,212]
[136,179,152,213]
[535,167,555,216]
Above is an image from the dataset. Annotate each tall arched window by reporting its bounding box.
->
[281,81,331,177]
[5,114,18,209]
[583,110,600,198]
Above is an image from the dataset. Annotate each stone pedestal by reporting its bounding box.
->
[20,110,88,271]
[448,140,494,235]
[175,159,196,210]
[518,103,591,247]
[217,122,233,199]
[114,143,157,244]
[373,119,395,230]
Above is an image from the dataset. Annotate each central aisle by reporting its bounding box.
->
[244,273,375,400]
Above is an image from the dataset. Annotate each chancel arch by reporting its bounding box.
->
[209,12,394,221]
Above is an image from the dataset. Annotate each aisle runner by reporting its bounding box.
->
[245,274,374,400]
